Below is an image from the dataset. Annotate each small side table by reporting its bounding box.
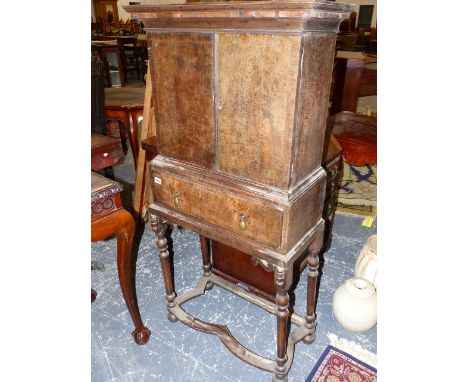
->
[91,132,124,172]
[91,171,151,345]
[105,87,146,168]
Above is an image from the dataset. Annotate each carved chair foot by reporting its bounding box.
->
[168,312,178,322]
[132,326,151,345]
[91,289,97,302]
[205,281,214,291]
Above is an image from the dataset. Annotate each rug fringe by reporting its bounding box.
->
[327,333,377,368]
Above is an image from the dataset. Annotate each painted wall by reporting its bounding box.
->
[338,0,377,28]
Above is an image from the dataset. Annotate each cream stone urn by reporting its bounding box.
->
[332,277,377,332]
[355,234,377,288]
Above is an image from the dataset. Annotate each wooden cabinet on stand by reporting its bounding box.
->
[125,1,351,381]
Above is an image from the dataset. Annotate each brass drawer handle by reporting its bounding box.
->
[174,191,181,207]
[239,213,247,231]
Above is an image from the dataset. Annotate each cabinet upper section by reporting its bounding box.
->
[125,1,351,192]
[124,1,352,33]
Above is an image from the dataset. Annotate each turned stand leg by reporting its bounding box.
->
[150,213,177,322]
[116,209,151,345]
[199,235,214,291]
[273,266,290,382]
[303,242,321,345]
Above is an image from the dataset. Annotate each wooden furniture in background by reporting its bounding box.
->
[336,32,358,51]
[104,87,145,168]
[91,172,151,345]
[93,0,119,26]
[132,69,156,220]
[357,5,374,29]
[91,132,124,171]
[330,51,366,115]
[328,111,377,167]
[126,1,351,380]
[117,37,145,82]
[359,64,377,98]
[92,55,107,136]
[321,134,343,250]
[92,41,126,87]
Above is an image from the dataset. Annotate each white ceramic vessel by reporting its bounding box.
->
[332,277,377,332]
[355,234,377,288]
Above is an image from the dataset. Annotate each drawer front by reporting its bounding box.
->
[152,172,284,248]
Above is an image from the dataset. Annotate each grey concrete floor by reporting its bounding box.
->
[91,147,377,382]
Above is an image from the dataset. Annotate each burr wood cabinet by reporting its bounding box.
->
[126,1,351,380]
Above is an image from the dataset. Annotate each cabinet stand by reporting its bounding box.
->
[150,212,323,381]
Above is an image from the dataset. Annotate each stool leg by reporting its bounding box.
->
[150,212,177,323]
[273,266,289,382]
[116,209,151,345]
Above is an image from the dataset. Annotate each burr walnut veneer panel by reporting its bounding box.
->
[150,33,215,169]
[217,33,300,189]
[292,33,337,186]
[152,169,284,248]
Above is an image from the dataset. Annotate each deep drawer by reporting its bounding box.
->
[152,171,284,248]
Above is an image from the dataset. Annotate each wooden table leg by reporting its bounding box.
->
[128,109,142,169]
[200,235,214,290]
[106,109,138,164]
[273,266,290,382]
[92,209,151,345]
[91,289,97,302]
[106,111,129,155]
[115,209,151,345]
[150,212,177,322]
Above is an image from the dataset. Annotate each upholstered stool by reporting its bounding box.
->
[91,171,151,345]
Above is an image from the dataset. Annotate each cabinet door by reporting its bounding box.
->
[216,33,300,189]
[149,33,216,169]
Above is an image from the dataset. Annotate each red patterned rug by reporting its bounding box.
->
[305,345,377,382]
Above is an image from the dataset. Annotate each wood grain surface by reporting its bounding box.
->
[150,33,216,168]
[217,33,300,189]
[291,33,337,186]
[152,170,284,248]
